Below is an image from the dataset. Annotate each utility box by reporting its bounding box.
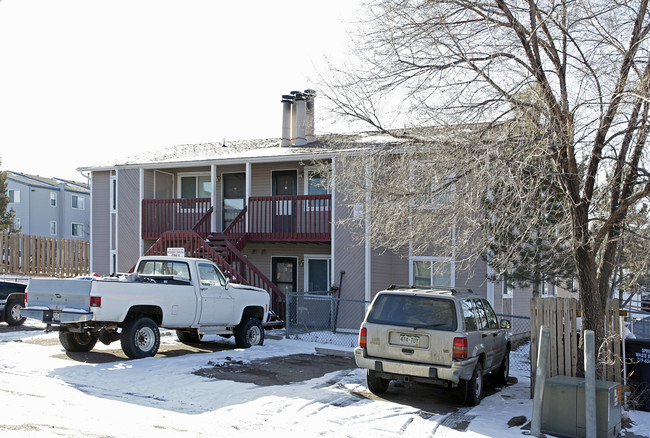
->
[541,376,622,438]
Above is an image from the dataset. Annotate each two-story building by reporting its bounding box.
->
[79,91,537,330]
[6,171,90,241]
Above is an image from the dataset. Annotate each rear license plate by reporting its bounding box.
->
[52,312,61,322]
[399,334,420,347]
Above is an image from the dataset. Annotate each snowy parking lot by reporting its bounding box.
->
[1,322,649,437]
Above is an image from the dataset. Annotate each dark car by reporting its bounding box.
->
[0,280,27,326]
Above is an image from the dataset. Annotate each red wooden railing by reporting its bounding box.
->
[144,231,285,320]
[247,195,331,241]
[142,198,211,240]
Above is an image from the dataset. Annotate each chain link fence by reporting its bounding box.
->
[283,293,531,373]
[284,292,369,348]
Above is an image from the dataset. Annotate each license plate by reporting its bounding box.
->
[399,334,420,347]
[52,312,61,322]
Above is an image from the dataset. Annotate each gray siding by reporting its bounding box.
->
[91,171,111,275]
[117,169,141,272]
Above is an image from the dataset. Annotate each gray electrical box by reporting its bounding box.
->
[541,376,622,438]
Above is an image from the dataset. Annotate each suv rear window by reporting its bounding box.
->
[367,294,457,331]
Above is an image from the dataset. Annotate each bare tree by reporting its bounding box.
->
[320,0,650,347]
[0,159,17,231]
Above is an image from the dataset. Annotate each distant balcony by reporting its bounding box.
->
[142,195,331,242]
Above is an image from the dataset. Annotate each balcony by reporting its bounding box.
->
[142,195,331,242]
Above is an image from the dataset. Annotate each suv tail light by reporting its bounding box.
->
[90,296,101,307]
[359,327,367,348]
[453,337,468,359]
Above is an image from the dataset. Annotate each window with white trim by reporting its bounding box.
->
[502,270,514,296]
[8,189,19,203]
[50,192,57,207]
[71,195,85,210]
[541,277,556,296]
[71,223,84,237]
[50,221,57,235]
[304,168,330,211]
[11,217,20,232]
[411,257,454,288]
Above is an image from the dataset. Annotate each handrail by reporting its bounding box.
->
[192,206,214,239]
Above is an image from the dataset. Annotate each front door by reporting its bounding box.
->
[272,170,297,233]
[223,173,245,230]
[197,262,234,325]
[272,257,297,296]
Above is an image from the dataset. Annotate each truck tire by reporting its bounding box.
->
[5,298,26,326]
[121,317,160,359]
[234,317,264,348]
[366,369,390,395]
[59,331,98,352]
[176,329,203,344]
[461,361,484,406]
[495,349,510,385]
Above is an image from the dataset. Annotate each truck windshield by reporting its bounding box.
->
[367,294,457,331]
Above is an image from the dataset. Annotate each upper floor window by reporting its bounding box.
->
[8,189,19,203]
[71,195,85,210]
[71,223,84,237]
[50,192,57,207]
[305,168,330,210]
[411,257,454,288]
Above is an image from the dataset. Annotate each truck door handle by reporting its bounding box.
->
[402,348,414,355]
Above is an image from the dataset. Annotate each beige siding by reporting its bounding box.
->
[117,169,141,271]
[91,171,111,275]
[250,162,305,197]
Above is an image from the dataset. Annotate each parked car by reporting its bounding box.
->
[0,280,27,326]
[354,286,511,405]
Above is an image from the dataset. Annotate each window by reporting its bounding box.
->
[502,271,514,296]
[367,294,457,331]
[305,256,331,294]
[305,168,330,210]
[50,192,57,207]
[8,189,19,203]
[541,277,556,296]
[71,223,84,237]
[50,221,57,235]
[410,162,455,209]
[462,299,478,330]
[10,217,20,232]
[72,195,85,210]
[138,260,191,280]
[412,257,454,288]
[197,263,226,287]
[180,174,211,199]
[110,176,117,212]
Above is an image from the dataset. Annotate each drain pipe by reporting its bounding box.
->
[332,271,346,333]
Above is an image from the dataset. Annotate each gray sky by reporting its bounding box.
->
[0,0,361,181]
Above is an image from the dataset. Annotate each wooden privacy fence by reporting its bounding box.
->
[1,231,90,278]
[530,297,622,389]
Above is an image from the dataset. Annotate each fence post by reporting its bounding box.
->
[531,325,551,437]
[584,330,596,438]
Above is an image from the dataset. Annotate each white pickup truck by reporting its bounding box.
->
[21,256,271,359]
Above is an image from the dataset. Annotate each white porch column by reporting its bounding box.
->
[211,164,218,233]
[246,162,252,233]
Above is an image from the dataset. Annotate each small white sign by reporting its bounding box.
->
[167,247,185,257]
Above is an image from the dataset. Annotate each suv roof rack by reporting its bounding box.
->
[386,284,475,295]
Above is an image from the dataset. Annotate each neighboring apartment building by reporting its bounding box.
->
[6,171,90,241]
[78,91,535,330]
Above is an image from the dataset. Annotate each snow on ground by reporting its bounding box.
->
[1,322,649,437]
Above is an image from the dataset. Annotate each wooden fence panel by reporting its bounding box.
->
[0,231,89,277]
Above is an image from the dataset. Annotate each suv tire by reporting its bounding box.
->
[366,369,390,395]
[462,361,483,406]
[496,349,510,385]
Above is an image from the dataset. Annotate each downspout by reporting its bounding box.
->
[365,162,372,303]
[245,162,251,233]
[211,164,218,233]
[139,168,144,256]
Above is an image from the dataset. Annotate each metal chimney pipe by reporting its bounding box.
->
[304,89,316,143]
[281,95,294,147]
[290,90,301,144]
[294,93,307,146]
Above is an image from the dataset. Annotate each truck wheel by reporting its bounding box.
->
[366,369,390,395]
[5,298,26,326]
[121,317,160,359]
[176,329,203,344]
[234,317,264,348]
[461,361,484,406]
[59,331,98,352]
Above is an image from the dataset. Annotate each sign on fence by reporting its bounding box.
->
[1,231,90,277]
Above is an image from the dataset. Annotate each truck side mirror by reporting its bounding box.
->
[225,278,230,289]
[500,319,511,329]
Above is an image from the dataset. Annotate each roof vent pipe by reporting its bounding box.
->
[294,93,307,146]
[290,91,301,144]
[304,89,316,143]
[281,95,294,147]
